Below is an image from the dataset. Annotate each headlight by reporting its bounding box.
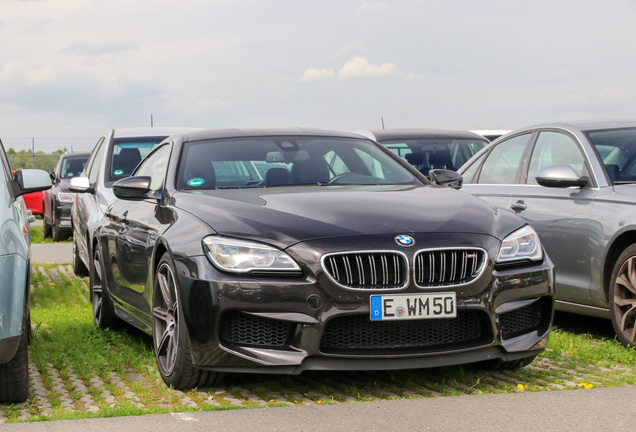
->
[56,192,75,203]
[497,225,543,263]
[203,236,301,273]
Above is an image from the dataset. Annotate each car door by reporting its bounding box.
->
[461,132,534,212]
[509,130,597,305]
[74,137,106,264]
[105,144,173,320]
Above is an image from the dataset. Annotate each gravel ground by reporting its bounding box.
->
[1,265,634,423]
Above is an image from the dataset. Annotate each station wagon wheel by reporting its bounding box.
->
[90,243,117,328]
[609,245,636,349]
[152,252,224,389]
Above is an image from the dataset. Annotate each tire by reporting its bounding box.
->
[72,236,89,277]
[609,244,636,349]
[152,252,223,390]
[43,220,52,238]
[51,214,65,242]
[90,243,118,329]
[473,354,537,371]
[0,310,30,403]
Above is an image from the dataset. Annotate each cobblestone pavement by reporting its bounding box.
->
[1,266,634,423]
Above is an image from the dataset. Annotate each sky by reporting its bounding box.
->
[1,0,636,150]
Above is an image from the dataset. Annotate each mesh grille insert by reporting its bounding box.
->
[320,310,491,354]
[500,300,543,340]
[220,312,292,347]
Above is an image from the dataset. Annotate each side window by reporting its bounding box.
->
[323,150,348,176]
[135,144,172,190]
[461,154,486,183]
[87,138,105,184]
[526,131,585,185]
[476,133,531,184]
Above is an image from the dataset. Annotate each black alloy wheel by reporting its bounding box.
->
[609,244,636,349]
[90,243,117,328]
[152,252,223,390]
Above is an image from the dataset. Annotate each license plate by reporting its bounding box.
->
[370,293,456,321]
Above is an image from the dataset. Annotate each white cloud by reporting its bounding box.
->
[300,68,335,81]
[338,57,398,79]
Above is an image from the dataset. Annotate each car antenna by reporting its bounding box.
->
[381,116,385,129]
[150,114,154,127]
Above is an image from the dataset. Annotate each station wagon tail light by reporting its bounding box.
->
[203,236,301,273]
[497,226,543,264]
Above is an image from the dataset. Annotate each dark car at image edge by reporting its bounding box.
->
[84,128,554,389]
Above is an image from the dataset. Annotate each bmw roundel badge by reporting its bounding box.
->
[395,235,415,247]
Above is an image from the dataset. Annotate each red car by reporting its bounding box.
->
[12,171,44,215]
[22,190,44,215]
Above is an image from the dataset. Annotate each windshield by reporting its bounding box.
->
[177,136,421,190]
[60,155,88,179]
[380,138,488,175]
[587,128,636,184]
[108,137,168,183]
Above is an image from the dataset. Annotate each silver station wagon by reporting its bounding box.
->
[458,119,636,349]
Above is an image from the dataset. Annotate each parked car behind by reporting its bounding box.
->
[69,127,200,277]
[22,191,44,216]
[88,128,554,390]
[470,130,511,141]
[0,138,51,402]
[43,152,90,241]
[357,129,489,177]
[458,119,636,349]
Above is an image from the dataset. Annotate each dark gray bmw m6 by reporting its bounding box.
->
[88,128,554,389]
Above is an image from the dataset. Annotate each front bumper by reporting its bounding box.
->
[175,234,555,374]
[54,203,73,229]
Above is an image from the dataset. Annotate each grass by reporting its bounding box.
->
[30,224,73,244]
[9,263,636,423]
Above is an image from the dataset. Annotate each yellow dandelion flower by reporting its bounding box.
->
[517,384,527,390]
[585,384,593,389]
[317,400,323,404]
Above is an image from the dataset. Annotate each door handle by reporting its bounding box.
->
[510,200,527,211]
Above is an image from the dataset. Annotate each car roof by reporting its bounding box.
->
[112,127,202,138]
[358,128,488,142]
[514,119,636,133]
[180,127,370,142]
[61,152,90,158]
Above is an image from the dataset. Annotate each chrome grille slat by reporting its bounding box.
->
[323,252,407,289]
[414,248,486,288]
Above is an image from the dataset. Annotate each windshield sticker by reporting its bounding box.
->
[114,169,124,175]
[187,178,205,187]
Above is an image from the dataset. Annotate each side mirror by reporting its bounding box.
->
[11,169,52,197]
[535,165,589,188]
[113,176,152,200]
[429,169,463,190]
[69,176,95,194]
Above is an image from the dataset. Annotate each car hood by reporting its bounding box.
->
[172,185,524,248]
[612,183,636,197]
